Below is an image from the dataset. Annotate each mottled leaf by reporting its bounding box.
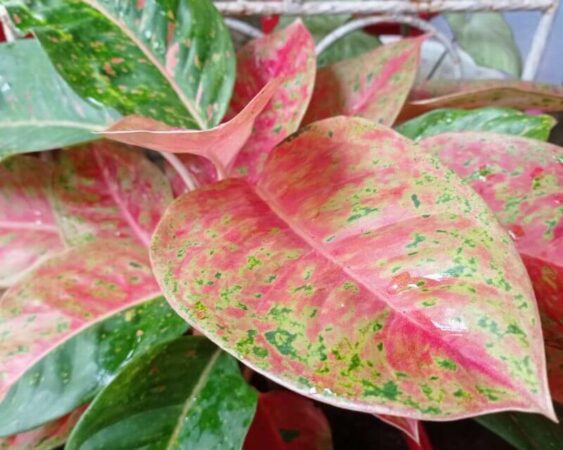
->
[0,406,86,450]
[304,37,424,127]
[0,156,64,288]
[421,133,563,348]
[66,337,256,450]
[546,345,563,404]
[376,415,420,443]
[52,141,173,247]
[0,240,187,435]
[229,20,316,180]
[0,39,118,160]
[4,0,235,128]
[244,390,332,450]
[151,117,553,420]
[103,79,281,177]
[396,107,556,142]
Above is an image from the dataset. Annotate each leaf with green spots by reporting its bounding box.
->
[151,116,553,420]
[52,141,173,247]
[0,240,188,436]
[3,0,235,129]
[244,390,332,450]
[421,133,563,350]
[0,156,64,288]
[66,336,256,450]
[0,39,118,161]
[397,107,556,142]
[0,406,86,450]
[402,80,563,121]
[304,36,424,127]
[475,407,563,450]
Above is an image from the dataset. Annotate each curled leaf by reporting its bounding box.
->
[376,415,420,443]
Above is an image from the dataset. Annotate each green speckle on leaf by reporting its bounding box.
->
[411,194,421,208]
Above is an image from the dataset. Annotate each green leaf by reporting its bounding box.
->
[397,107,556,141]
[446,12,522,77]
[475,409,563,450]
[67,336,257,450]
[0,39,118,161]
[3,0,235,129]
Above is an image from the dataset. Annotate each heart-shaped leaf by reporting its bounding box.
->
[546,345,562,404]
[52,142,173,247]
[0,406,86,450]
[396,107,556,142]
[229,20,316,180]
[0,240,187,435]
[103,79,281,178]
[376,415,420,443]
[0,156,64,288]
[420,133,563,348]
[4,0,235,128]
[304,37,424,127]
[151,117,553,420]
[244,390,332,450]
[66,336,256,450]
[0,39,118,161]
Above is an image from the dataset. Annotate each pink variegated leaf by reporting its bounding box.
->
[376,415,420,443]
[0,405,86,450]
[0,156,64,288]
[303,37,424,127]
[103,79,281,178]
[546,345,562,404]
[151,117,553,421]
[229,20,316,180]
[165,154,217,197]
[401,80,563,121]
[421,133,562,348]
[0,240,187,435]
[51,141,173,247]
[244,390,332,450]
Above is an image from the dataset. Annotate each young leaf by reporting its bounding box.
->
[0,406,86,450]
[52,142,173,247]
[304,37,424,127]
[151,117,553,421]
[0,40,118,161]
[0,156,64,288]
[420,133,562,348]
[376,415,420,443]
[396,107,556,142]
[244,390,333,450]
[66,336,256,450]
[0,240,188,435]
[103,79,281,178]
[546,345,562,404]
[4,0,235,128]
[229,20,316,180]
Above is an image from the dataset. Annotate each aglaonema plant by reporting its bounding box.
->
[0,1,561,449]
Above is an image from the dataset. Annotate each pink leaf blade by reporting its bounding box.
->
[165,154,218,196]
[229,20,316,181]
[304,36,425,127]
[151,117,553,421]
[376,414,420,443]
[0,156,64,288]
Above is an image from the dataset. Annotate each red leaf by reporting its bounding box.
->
[546,345,563,404]
[0,156,64,288]
[244,390,332,450]
[304,37,424,127]
[151,117,553,420]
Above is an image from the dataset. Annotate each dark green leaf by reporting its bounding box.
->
[397,107,556,141]
[3,0,235,129]
[67,336,257,450]
[0,39,118,161]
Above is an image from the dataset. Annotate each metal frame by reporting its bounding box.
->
[216,0,560,81]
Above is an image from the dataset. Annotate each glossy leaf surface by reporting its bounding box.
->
[304,37,424,127]
[67,337,256,450]
[0,156,64,288]
[229,20,316,180]
[152,117,552,420]
[421,133,563,348]
[376,415,420,443]
[103,79,281,176]
[0,40,118,160]
[397,107,555,142]
[244,390,332,450]
[0,240,187,435]
[52,142,173,247]
[5,0,235,128]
